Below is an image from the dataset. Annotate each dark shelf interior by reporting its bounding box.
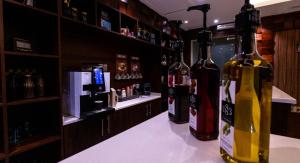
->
[62,0,95,25]
[3,2,58,54]
[97,3,120,33]
[121,13,138,37]
[9,139,60,162]
[7,96,60,107]
[5,0,57,15]
[5,56,60,102]
[8,101,61,151]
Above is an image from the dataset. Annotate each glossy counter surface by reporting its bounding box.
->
[115,92,161,110]
[272,86,297,104]
[60,112,300,163]
[63,92,161,126]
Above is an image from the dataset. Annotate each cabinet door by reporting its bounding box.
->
[149,99,162,118]
[111,108,130,136]
[63,116,104,158]
[128,103,148,127]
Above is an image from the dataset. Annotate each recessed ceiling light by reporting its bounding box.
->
[214,19,219,24]
[184,20,189,24]
[250,0,291,7]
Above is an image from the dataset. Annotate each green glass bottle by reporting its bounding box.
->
[220,0,273,162]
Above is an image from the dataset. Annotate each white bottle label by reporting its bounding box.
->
[189,79,198,130]
[182,75,190,86]
[168,75,175,115]
[220,80,236,157]
[189,107,197,130]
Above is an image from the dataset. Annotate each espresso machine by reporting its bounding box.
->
[66,66,111,118]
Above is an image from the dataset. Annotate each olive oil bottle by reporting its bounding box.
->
[220,0,273,162]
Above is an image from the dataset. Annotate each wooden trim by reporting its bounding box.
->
[4,0,58,17]
[8,135,61,157]
[7,96,60,107]
[4,51,58,58]
[0,0,9,162]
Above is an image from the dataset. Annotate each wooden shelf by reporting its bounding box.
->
[7,96,60,107]
[61,16,161,49]
[9,135,61,157]
[4,51,58,59]
[4,0,57,17]
[0,153,5,160]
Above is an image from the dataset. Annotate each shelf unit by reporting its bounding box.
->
[0,0,62,162]
[4,51,59,59]
[8,135,60,157]
[0,0,180,162]
[7,96,60,107]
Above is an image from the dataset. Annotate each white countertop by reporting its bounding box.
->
[60,112,300,163]
[272,86,297,104]
[115,92,161,110]
[63,92,161,126]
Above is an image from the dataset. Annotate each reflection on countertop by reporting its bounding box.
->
[272,86,297,104]
[60,112,300,163]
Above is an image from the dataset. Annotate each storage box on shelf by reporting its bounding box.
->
[97,3,120,33]
[62,0,95,25]
[137,21,161,46]
[120,13,138,38]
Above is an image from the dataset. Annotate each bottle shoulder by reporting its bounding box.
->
[191,60,220,71]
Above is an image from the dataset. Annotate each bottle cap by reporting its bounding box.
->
[235,0,260,34]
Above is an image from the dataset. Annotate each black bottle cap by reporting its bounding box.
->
[187,4,212,46]
[235,0,260,34]
[198,29,212,46]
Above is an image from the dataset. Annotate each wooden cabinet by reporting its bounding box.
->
[63,98,162,158]
[63,114,112,158]
[110,98,162,136]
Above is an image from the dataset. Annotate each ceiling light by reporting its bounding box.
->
[120,0,128,4]
[250,0,291,7]
[184,20,189,24]
[214,19,219,24]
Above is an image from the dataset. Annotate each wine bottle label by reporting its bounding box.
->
[182,75,190,86]
[190,79,197,95]
[189,107,197,130]
[168,75,175,115]
[189,79,199,130]
[220,80,236,157]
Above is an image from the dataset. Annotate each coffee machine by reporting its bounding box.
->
[66,66,111,118]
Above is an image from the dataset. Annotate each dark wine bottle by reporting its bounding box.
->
[168,21,190,124]
[187,4,220,140]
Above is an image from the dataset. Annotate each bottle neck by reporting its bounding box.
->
[241,33,257,55]
[198,45,211,61]
[180,52,184,62]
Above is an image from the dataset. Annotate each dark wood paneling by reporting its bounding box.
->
[274,30,300,105]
